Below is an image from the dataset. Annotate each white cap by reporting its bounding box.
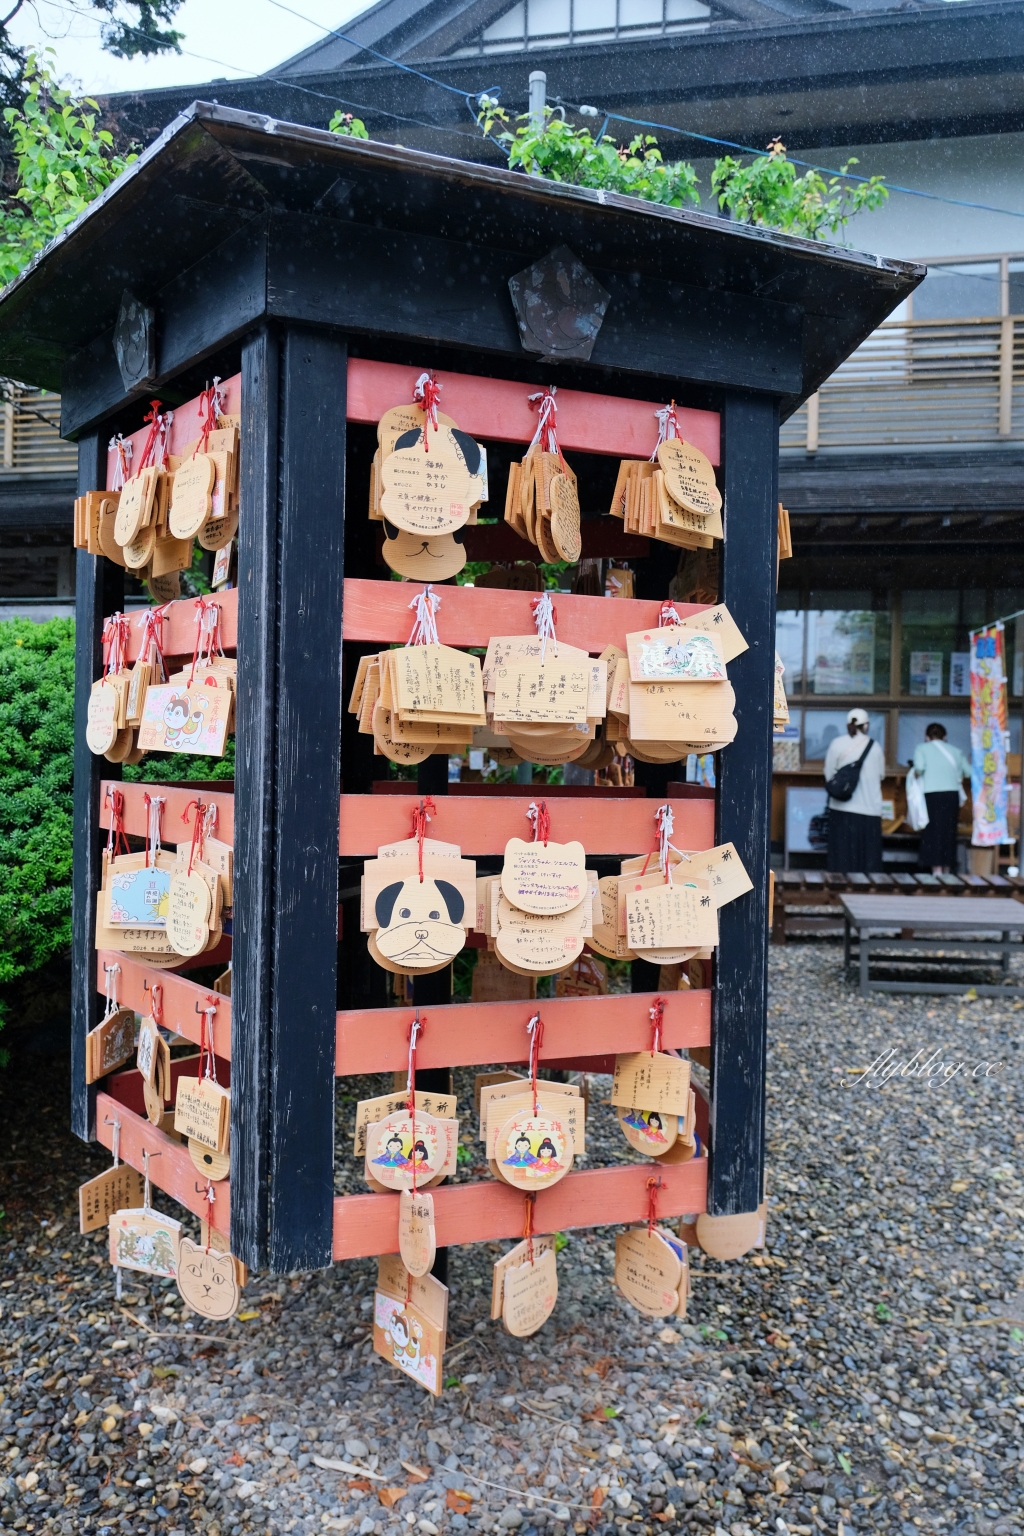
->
[847,707,869,726]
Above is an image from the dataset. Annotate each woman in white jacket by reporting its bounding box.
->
[911,722,969,873]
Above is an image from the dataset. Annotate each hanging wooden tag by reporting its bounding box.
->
[189,1139,231,1182]
[589,876,637,961]
[678,843,753,908]
[695,1209,762,1260]
[500,836,587,915]
[136,1014,160,1085]
[377,404,457,460]
[86,678,121,755]
[399,1189,437,1277]
[492,660,590,725]
[353,1088,457,1156]
[382,526,467,581]
[176,1236,240,1320]
[484,1085,585,1157]
[548,472,581,562]
[113,473,150,546]
[138,682,231,756]
[494,1109,572,1190]
[625,881,719,952]
[615,1105,679,1156]
[627,678,736,745]
[627,625,727,683]
[370,871,468,969]
[109,1207,181,1278]
[495,898,588,975]
[612,1051,691,1117]
[490,1233,555,1318]
[85,1007,137,1084]
[365,1110,446,1190]
[107,858,173,927]
[197,505,239,552]
[201,1218,247,1285]
[167,869,213,956]
[124,657,152,726]
[174,1076,230,1153]
[656,439,721,518]
[502,1246,558,1338]
[373,1291,445,1396]
[614,1227,682,1318]
[673,604,747,662]
[380,427,482,535]
[79,1162,145,1234]
[142,1075,165,1125]
[168,453,216,539]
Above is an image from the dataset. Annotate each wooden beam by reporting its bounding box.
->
[711,393,777,1217]
[72,433,122,1142]
[95,1091,230,1236]
[268,213,803,395]
[233,325,347,1275]
[99,780,235,844]
[97,951,231,1061]
[231,324,277,1272]
[341,577,708,652]
[333,1159,707,1261]
[346,359,720,463]
[335,989,709,1076]
[339,793,714,857]
[61,220,265,440]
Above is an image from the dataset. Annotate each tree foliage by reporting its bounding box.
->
[0,54,138,286]
[477,107,886,241]
[711,138,888,242]
[0,619,76,1039]
[328,110,369,139]
[479,103,700,209]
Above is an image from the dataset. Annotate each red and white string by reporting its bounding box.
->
[407,585,441,646]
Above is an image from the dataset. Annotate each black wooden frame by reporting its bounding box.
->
[70,433,123,1142]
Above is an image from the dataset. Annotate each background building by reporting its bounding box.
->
[7,0,1024,858]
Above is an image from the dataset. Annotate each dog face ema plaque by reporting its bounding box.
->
[508,245,610,363]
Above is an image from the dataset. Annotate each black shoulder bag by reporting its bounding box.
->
[825,737,875,803]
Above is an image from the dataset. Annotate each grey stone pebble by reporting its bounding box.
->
[3,945,1024,1535]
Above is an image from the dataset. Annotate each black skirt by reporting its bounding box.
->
[919,790,960,870]
[827,808,883,872]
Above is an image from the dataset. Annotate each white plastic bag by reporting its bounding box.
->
[906,771,929,831]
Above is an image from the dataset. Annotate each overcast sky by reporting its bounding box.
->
[8,0,371,94]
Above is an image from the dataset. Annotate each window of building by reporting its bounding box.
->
[806,591,890,696]
[776,594,804,698]
[911,262,1001,321]
[803,710,888,764]
[900,589,985,696]
[465,0,710,52]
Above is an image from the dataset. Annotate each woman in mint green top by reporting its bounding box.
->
[911,723,969,872]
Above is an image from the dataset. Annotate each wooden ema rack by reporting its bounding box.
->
[96,577,715,1263]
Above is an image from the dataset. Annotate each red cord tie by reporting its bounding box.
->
[406,1013,424,1194]
[138,399,172,471]
[523,1192,537,1266]
[195,377,225,456]
[527,387,568,474]
[527,1012,545,1116]
[649,996,665,1056]
[198,997,219,1083]
[646,1175,663,1236]
[105,786,129,860]
[413,372,442,450]
[102,613,130,678]
[142,791,165,868]
[526,800,550,847]
[181,798,207,875]
[412,798,436,882]
[188,595,222,686]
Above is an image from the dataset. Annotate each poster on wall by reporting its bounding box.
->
[812,611,875,695]
[970,625,1009,847]
[910,651,943,697]
[949,652,970,698]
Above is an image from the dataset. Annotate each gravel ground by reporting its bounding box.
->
[2,944,1023,1536]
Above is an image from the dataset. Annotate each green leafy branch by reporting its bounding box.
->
[711,138,888,242]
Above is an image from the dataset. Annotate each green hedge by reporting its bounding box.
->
[0,618,76,1046]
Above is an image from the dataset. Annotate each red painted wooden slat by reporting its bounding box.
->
[333,1158,707,1260]
[341,576,707,652]
[122,589,238,662]
[95,1091,231,1235]
[339,793,714,857]
[98,951,231,1060]
[335,989,709,1076]
[100,780,235,843]
[346,359,720,464]
[105,374,242,491]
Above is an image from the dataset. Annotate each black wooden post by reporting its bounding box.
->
[71,433,123,1142]
[234,324,347,1273]
[710,392,778,1215]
